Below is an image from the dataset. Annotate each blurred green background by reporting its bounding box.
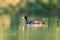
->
[0,0,60,40]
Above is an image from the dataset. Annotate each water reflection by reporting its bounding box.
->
[0,15,60,40]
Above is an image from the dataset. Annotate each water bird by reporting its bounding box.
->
[23,16,45,30]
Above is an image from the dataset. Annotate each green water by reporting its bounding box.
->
[0,17,60,40]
